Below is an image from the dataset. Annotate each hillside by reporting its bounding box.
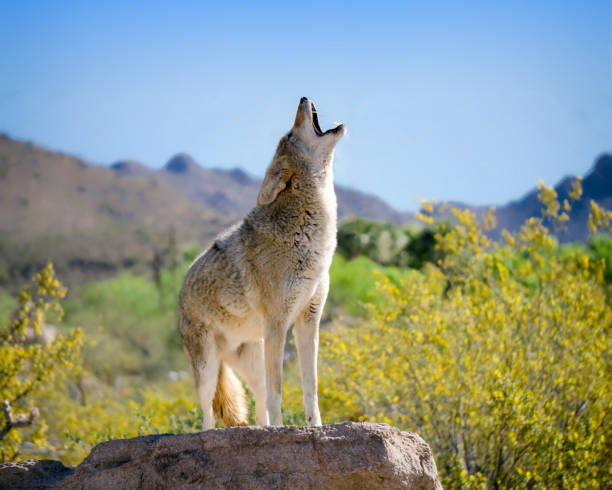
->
[111,152,413,224]
[0,135,412,285]
[429,154,612,241]
[0,135,230,285]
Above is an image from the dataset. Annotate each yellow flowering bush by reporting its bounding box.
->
[0,262,83,462]
[0,262,207,465]
[56,378,199,465]
[286,180,611,488]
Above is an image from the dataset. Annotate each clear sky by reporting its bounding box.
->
[1,1,611,211]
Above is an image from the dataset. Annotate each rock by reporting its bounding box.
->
[0,422,442,489]
[0,459,72,488]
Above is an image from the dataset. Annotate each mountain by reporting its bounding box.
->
[157,153,261,217]
[146,152,413,223]
[428,154,612,241]
[0,135,412,285]
[0,135,229,285]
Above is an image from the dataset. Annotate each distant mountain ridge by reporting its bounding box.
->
[428,154,612,241]
[108,148,413,223]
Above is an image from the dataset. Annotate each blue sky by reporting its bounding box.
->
[1,1,610,211]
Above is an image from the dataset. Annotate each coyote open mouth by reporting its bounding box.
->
[310,101,344,137]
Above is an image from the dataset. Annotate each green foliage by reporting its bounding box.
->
[327,254,413,316]
[62,266,188,382]
[285,179,611,488]
[336,217,438,268]
[0,262,83,462]
[0,290,15,326]
[587,233,612,283]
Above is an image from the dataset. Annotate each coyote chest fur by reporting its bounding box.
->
[183,178,336,340]
[179,97,346,429]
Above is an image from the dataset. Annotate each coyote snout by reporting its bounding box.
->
[180,97,345,429]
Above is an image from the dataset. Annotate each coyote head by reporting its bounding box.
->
[257,97,346,206]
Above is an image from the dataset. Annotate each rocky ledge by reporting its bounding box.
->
[0,422,442,489]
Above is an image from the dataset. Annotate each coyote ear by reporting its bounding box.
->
[257,160,293,206]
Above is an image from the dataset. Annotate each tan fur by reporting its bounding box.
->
[180,97,346,429]
[212,362,248,427]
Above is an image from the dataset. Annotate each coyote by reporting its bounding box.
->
[179,97,346,429]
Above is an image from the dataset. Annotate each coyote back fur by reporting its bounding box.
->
[179,98,346,429]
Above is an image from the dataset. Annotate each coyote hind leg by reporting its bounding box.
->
[182,324,220,431]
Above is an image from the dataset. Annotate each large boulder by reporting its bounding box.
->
[0,422,442,489]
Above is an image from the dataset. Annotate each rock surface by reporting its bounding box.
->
[0,422,442,489]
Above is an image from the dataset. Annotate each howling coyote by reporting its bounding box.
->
[179,97,346,429]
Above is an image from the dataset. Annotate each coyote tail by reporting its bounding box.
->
[212,362,248,427]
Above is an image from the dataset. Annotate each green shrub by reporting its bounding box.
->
[62,267,188,382]
[588,233,612,283]
[336,217,439,268]
[328,254,414,316]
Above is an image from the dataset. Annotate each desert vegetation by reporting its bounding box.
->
[1,179,611,488]
[287,181,612,488]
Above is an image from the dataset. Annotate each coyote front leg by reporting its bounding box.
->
[264,321,288,426]
[294,281,328,426]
